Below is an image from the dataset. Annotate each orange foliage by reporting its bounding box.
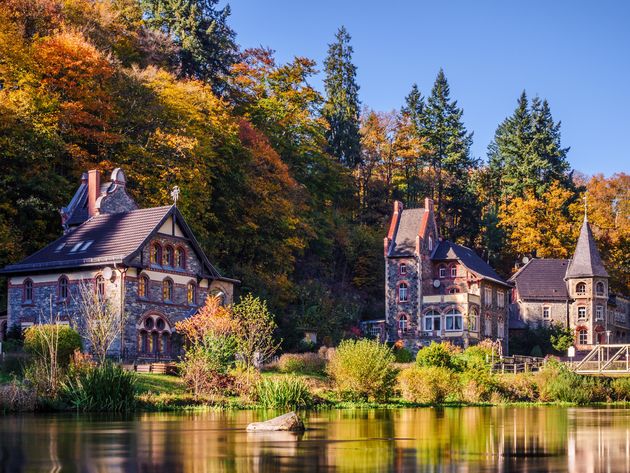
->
[175,296,238,343]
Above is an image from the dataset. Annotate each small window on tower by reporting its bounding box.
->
[400,263,407,275]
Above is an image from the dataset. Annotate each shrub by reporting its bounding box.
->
[23,324,82,367]
[256,376,313,409]
[230,363,261,400]
[416,342,461,371]
[611,377,630,401]
[327,339,397,402]
[458,341,495,369]
[0,381,37,412]
[497,373,539,402]
[460,364,499,403]
[278,352,326,374]
[394,347,414,363]
[61,362,136,411]
[0,353,29,378]
[544,368,609,404]
[178,344,235,397]
[398,366,459,404]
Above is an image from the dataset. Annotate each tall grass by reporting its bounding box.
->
[62,362,137,412]
[256,376,313,409]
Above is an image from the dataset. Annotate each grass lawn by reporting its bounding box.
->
[135,373,187,395]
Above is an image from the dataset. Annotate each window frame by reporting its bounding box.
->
[450,264,457,278]
[95,275,105,298]
[576,282,586,295]
[23,278,34,304]
[164,245,174,267]
[595,305,604,321]
[423,310,441,332]
[542,306,551,320]
[187,281,197,306]
[445,308,463,332]
[497,291,505,308]
[150,242,162,265]
[138,274,149,299]
[468,309,479,332]
[484,287,493,306]
[58,275,69,301]
[398,282,409,303]
[577,306,587,320]
[399,263,407,275]
[578,329,588,345]
[398,314,409,333]
[162,278,174,302]
[175,246,186,269]
[439,266,446,279]
[596,282,605,297]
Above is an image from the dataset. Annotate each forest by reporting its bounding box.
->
[0,0,627,348]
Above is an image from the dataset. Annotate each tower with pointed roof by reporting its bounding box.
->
[565,214,610,345]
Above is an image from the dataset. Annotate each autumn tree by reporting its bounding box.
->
[323,26,362,168]
[499,181,582,259]
[232,294,280,369]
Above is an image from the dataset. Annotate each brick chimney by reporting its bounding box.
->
[88,169,101,217]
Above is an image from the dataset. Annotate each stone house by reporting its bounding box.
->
[509,216,629,348]
[0,169,237,361]
[380,199,511,353]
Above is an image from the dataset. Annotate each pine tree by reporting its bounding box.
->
[488,91,572,201]
[422,69,477,241]
[323,26,362,168]
[142,0,238,92]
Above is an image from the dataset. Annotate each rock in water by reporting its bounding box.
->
[246,412,305,432]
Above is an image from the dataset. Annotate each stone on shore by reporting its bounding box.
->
[246,412,305,432]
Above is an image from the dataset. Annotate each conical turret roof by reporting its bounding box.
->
[565,217,608,279]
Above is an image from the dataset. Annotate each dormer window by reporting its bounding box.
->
[576,282,586,295]
[400,263,407,275]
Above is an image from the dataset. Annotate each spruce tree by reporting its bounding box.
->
[323,26,362,168]
[142,0,238,93]
[422,69,477,241]
[488,91,572,201]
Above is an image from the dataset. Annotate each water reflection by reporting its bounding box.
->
[0,407,629,472]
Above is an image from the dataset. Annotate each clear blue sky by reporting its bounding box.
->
[228,0,629,176]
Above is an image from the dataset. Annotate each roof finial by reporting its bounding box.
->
[582,192,588,222]
[170,186,180,207]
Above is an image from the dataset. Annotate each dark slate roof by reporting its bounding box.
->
[508,259,569,300]
[432,241,510,286]
[62,180,116,227]
[2,207,173,274]
[389,208,425,256]
[565,219,609,279]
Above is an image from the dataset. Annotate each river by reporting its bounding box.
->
[0,406,629,472]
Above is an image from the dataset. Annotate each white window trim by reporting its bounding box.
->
[439,267,446,279]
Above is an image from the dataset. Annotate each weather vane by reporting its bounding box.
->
[171,186,180,206]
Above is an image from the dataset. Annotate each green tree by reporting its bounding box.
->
[141,0,238,91]
[422,69,478,242]
[323,26,362,168]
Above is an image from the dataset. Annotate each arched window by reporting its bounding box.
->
[150,243,162,265]
[96,275,105,298]
[577,329,588,345]
[164,245,174,267]
[187,282,197,305]
[23,279,33,303]
[398,314,409,333]
[398,282,409,302]
[445,307,463,331]
[576,282,586,295]
[162,279,173,302]
[423,310,441,332]
[399,263,407,275]
[58,276,69,301]
[138,274,149,298]
[137,314,173,357]
[468,308,479,332]
[175,247,186,268]
[450,264,457,278]
[596,281,605,296]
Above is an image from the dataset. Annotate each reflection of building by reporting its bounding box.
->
[379,199,510,352]
[510,215,629,348]
[1,168,237,361]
